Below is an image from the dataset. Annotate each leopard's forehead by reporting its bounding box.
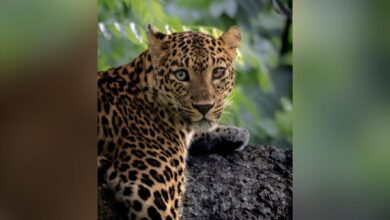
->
[169,31,215,43]
[168,32,221,52]
[165,31,230,72]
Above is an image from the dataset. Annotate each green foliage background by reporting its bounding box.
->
[98,0,292,148]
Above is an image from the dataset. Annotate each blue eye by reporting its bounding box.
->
[174,70,190,81]
[212,67,226,79]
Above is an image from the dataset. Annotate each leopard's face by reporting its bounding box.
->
[147,27,241,132]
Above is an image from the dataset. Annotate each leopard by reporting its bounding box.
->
[98,24,248,220]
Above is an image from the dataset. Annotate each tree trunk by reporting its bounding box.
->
[98,145,292,220]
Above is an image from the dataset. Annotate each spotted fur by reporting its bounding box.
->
[98,25,241,220]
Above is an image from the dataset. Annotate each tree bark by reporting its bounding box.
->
[98,145,292,220]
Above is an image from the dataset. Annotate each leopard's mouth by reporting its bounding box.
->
[197,118,211,126]
[190,118,217,132]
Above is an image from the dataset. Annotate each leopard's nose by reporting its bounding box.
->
[192,103,214,115]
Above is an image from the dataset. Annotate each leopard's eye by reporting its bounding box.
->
[212,67,226,80]
[174,70,190,81]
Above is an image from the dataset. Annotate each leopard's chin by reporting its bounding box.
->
[190,119,217,132]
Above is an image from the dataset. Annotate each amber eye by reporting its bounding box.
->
[212,67,226,79]
[174,70,190,81]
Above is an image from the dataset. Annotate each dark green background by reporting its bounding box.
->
[98,0,293,148]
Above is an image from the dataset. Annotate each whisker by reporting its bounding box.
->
[219,110,233,123]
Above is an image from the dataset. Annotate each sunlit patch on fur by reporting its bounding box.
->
[185,131,194,148]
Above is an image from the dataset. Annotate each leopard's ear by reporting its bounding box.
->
[219,26,241,59]
[147,24,168,66]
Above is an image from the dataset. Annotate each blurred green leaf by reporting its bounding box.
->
[275,97,293,142]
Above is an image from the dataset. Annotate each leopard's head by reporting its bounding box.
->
[147,25,241,131]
